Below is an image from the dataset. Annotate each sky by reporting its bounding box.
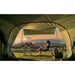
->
[13,27,64,45]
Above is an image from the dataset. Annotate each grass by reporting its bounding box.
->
[13,51,56,61]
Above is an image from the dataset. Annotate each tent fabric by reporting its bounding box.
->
[0,14,75,60]
[23,28,55,35]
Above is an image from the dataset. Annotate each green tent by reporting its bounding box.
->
[0,14,75,60]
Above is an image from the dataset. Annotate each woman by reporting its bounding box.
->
[38,40,50,55]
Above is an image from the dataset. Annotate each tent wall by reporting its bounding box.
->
[55,15,75,59]
[0,29,7,59]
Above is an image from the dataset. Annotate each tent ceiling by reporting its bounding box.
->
[0,14,70,25]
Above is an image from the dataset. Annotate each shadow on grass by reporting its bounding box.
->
[24,55,52,57]
[16,55,54,61]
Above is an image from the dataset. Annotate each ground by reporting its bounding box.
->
[13,51,56,61]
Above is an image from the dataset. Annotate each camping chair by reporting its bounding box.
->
[23,42,32,56]
[36,46,50,55]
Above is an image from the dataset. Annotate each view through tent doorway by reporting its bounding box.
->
[11,25,66,60]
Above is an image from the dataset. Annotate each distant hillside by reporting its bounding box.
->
[31,39,65,44]
[13,39,65,47]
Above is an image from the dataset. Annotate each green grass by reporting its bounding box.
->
[13,51,55,61]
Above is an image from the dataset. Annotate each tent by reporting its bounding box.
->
[0,14,75,60]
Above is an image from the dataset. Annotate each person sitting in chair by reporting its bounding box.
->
[38,40,50,55]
